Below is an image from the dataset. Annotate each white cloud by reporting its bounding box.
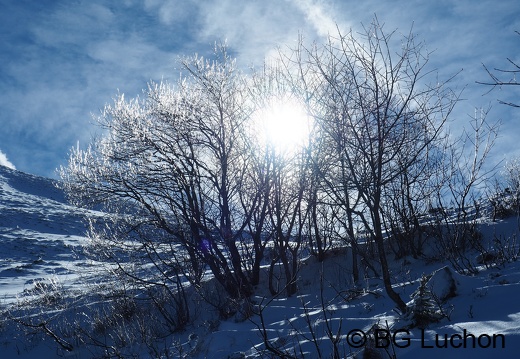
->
[0,149,16,170]
[143,0,185,26]
[1,0,519,178]
[195,0,315,66]
[291,0,344,37]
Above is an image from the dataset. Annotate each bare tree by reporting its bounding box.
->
[265,149,308,296]
[478,31,520,108]
[282,18,459,313]
[247,63,315,297]
[498,157,520,218]
[60,44,258,300]
[430,108,500,274]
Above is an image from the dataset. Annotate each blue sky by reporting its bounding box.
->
[1,0,519,178]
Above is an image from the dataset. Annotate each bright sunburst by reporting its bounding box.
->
[253,97,312,154]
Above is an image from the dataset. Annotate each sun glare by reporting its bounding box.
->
[254,97,312,154]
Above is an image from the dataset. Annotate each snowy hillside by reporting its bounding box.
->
[1,164,520,358]
[0,165,93,304]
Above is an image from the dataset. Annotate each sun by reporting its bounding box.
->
[253,97,313,154]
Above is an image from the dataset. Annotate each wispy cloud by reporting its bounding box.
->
[291,0,345,36]
[0,149,16,170]
[0,0,519,177]
[0,1,189,177]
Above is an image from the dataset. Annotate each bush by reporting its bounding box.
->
[407,275,445,328]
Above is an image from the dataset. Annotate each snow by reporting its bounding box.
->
[0,150,15,170]
[0,166,103,306]
[1,164,520,358]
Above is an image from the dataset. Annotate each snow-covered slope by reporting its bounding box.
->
[1,164,520,358]
[0,165,86,233]
[0,165,90,304]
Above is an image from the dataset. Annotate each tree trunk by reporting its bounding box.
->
[373,212,407,313]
